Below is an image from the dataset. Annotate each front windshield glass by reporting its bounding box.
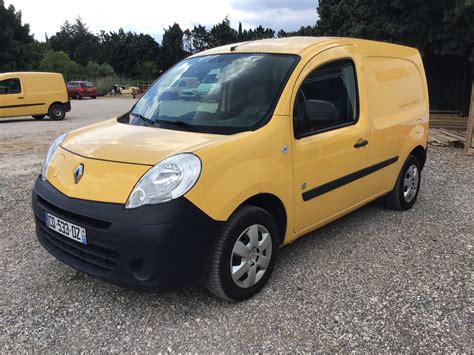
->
[129,53,298,134]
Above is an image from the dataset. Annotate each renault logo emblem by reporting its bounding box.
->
[73,164,84,184]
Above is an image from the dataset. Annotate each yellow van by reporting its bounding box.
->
[32,37,429,301]
[0,72,70,120]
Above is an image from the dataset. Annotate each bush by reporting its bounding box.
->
[39,50,80,80]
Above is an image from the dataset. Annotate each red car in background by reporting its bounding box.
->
[67,81,97,99]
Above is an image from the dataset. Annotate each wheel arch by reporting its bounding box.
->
[238,193,287,245]
[48,101,65,112]
[409,145,427,169]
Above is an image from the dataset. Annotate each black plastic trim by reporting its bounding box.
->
[32,177,224,291]
[302,156,399,201]
[0,102,44,109]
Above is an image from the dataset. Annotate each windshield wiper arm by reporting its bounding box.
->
[130,112,155,126]
[154,119,210,133]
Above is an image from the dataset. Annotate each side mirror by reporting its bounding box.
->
[304,99,338,127]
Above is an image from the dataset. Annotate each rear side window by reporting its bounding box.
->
[294,59,359,138]
[67,83,78,88]
[0,78,21,95]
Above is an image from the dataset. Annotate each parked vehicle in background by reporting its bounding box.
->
[195,69,222,100]
[112,85,139,97]
[161,77,199,100]
[0,72,71,120]
[67,81,97,99]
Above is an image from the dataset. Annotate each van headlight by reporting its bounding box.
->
[125,153,201,209]
[41,133,67,181]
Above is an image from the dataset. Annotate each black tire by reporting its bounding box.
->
[32,115,45,120]
[74,93,81,100]
[385,155,421,210]
[48,104,66,121]
[206,205,279,302]
[91,96,97,99]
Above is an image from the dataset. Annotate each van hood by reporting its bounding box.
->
[61,118,233,165]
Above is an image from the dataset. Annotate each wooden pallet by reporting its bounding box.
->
[429,115,468,129]
[429,128,467,147]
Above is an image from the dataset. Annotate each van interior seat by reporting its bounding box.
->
[241,86,268,116]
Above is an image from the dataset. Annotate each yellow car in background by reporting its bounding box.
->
[0,72,71,120]
[32,37,429,301]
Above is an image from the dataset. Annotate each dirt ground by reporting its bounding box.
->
[0,97,472,351]
[0,97,137,177]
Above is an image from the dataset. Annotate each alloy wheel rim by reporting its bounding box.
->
[403,164,419,203]
[230,224,272,288]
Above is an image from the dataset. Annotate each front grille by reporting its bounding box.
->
[38,221,118,275]
[37,195,111,230]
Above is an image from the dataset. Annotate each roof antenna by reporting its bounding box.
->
[230,41,252,51]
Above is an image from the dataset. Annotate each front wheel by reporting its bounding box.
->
[385,155,421,210]
[74,93,81,100]
[206,205,279,302]
[48,104,65,121]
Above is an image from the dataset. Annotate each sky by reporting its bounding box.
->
[7,0,318,42]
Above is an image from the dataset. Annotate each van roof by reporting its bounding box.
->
[0,72,64,78]
[192,37,419,59]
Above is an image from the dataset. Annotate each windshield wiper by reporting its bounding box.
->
[154,119,211,133]
[130,112,155,126]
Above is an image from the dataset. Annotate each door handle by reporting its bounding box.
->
[17,96,24,99]
[354,139,368,148]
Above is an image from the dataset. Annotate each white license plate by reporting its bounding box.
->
[45,212,87,245]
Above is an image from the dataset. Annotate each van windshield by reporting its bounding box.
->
[128,54,298,134]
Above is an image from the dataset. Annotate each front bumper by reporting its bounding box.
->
[32,177,223,291]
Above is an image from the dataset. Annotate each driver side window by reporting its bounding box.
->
[0,78,21,95]
[293,59,359,138]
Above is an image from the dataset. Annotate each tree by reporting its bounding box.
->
[49,17,99,65]
[160,23,187,70]
[97,29,161,78]
[183,25,211,54]
[132,61,157,81]
[315,0,473,60]
[38,50,80,80]
[0,0,34,71]
[209,17,238,47]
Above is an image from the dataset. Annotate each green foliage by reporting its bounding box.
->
[49,18,99,65]
[209,17,238,47]
[29,41,51,70]
[132,61,157,81]
[38,50,80,80]
[97,29,160,78]
[183,25,212,54]
[160,23,187,69]
[0,0,34,71]
[315,0,474,60]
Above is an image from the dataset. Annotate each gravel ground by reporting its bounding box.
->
[0,98,473,352]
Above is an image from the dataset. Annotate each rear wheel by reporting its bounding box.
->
[74,93,81,100]
[32,115,45,120]
[206,205,279,302]
[48,104,65,121]
[91,96,97,99]
[385,155,421,210]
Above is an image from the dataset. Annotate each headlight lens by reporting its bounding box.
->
[125,153,201,209]
[41,133,67,181]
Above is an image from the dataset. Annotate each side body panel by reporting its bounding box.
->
[363,53,429,194]
[24,74,68,115]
